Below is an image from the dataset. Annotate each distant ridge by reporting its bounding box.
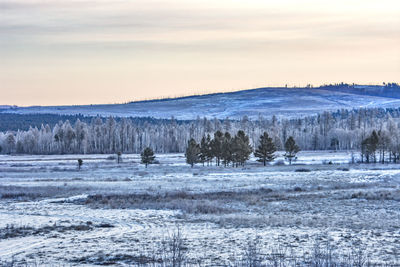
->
[2,83,400,120]
[126,83,400,104]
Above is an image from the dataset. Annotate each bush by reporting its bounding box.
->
[294,187,303,192]
[274,160,285,166]
[295,168,311,172]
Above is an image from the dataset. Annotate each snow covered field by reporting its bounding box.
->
[0,151,399,266]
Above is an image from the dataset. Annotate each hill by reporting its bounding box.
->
[2,84,400,119]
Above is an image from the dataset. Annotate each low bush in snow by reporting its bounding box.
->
[295,168,311,172]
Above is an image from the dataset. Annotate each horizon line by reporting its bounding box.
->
[3,82,397,108]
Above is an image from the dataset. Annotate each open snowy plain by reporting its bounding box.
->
[0,152,399,266]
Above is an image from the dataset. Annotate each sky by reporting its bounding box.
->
[0,0,399,106]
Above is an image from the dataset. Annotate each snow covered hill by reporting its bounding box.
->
[3,85,400,119]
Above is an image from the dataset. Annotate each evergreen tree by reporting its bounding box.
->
[284,136,300,165]
[232,130,252,167]
[377,130,390,164]
[211,131,224,166]
[254,132,276,166]
[77,158,83,170]
[221,132,233,167]
[361,130,379,163]
[199,136,211,166]
[185,138,200,167]
[141,147,155,167]
[117,151,122,164]
[369,130,379,163]
[6,133,16,154]
[205,134,213,165]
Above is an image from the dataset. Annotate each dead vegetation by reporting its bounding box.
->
[0,185,86,201]
[0,221,114,240]
[349,189,400,201]
[67,229,398,267]
[77,188,287,214]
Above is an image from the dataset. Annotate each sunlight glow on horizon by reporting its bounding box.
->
[0,0,399,106]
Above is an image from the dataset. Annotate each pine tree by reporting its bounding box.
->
[232,130,252,167]
[361,130,379,163]
[77,158,83,170]
[117,151,122,164]
[205,134,213,165]
[211,131,224,166]
[284,136,300,165]
[141,147,155,168]
[254,132,276,166]
[221,132,233,167]
[6,133,16,154]
[199,136,210,166]
[369,130,378,163]
[377,130,390,164]
[185,139,200,167]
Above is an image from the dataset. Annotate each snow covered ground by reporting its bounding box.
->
[0,152,399,266]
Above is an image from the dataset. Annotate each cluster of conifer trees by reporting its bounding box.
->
[185,131,300,167]
[360,130,398,164]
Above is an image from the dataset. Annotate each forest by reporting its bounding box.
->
[1,108,400,163]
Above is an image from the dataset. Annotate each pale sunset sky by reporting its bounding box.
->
[0,0,399,106]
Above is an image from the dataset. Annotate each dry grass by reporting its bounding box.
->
[67,230,399,267]
[0,185,86,201]
[0,222,114,240]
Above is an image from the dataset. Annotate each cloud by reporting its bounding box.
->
[1,1,398,46]
[0,0,399,105]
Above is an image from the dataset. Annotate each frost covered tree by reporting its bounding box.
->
[284,136,300,165]
[74,119,87,154]
[3,107,400,158]
[254,132,276,166]
[141,147,155,168]
[185,139,200,167]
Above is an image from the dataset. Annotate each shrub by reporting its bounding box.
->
[295,168,311,172]
[294,187,303,192]
[274,160,285,166]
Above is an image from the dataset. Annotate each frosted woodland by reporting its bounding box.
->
[2,108,400,163]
